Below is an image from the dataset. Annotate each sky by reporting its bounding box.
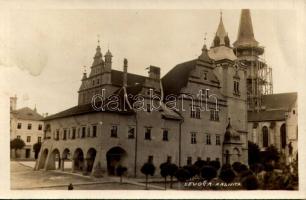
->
[0,9,301,115]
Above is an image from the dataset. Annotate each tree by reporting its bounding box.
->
[210,160,221,171]
[219,168,236,183]
[248,141,260,165]
[160,162,170,190]
[200,165,217,181]
[167,163,178,188]
[116,165,127,184]
[175,167,190,189]
[10,138,25,158]
[261,145,280,163]
[232,161,243,173]
[141,162,156,190]
[33,142,42,159]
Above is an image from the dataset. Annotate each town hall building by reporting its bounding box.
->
[35,9,298,177]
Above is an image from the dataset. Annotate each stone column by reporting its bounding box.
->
[60,158,65,171]
[91,149,107,177]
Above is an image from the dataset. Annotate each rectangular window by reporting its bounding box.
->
[17,135,21,139]
[92,125,97,137]
[128,127,135,139]
[145,128,151,140]
[26,136,31,143]
[38,124,43,130]
[216,135,221,145]
[191,132,197,144]
[147,104,151,112]
[87,127,91,137]
[56,130,59,140]
[162,129,168,141]
[206,134,211,145]
[38,137,41,143]
[207,157,211,162]
[63,129,67,140]
[167,156,172,163]
[82,127,86,138]
[234,80,240,95]
[111,126,118,138]
[210,110,219,121]
[28,123,32,130]
[190,105,200,119]
[72,128,76,139]
[17,123,22,129]
[148,155,153,163]
[187,156,192,165]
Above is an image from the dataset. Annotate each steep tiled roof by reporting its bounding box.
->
[162,59,197,96]
[208,46,237,61]
[233,9,259,48]
[248,92,297,122]
[248,110,287,122]
[11,107,44,121]
[43,102,134,121]
[111,70,146,87]
[262,92,297,111]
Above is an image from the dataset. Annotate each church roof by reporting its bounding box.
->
[233,9,259,48]
[248,92,297,122]
[262,92,297,111]
[208,46,237,61]
[213,15,227,46]
[11,107,44,121]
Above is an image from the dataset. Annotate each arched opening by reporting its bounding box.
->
[38,149,48,169]
[62,148,71,171]
[46,149,61,170]
[106,147,127,176]
[73,148,84,172]
[232,148,240,163]
[86,148,97,173]
[262,126,269,148]
[280,123,286,149]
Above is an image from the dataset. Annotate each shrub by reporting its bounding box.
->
[219,168,236,183]
[241,175,259,190]
[232,162,242,173]
[210,160,221,171]
[200,165,217,181]
[221,163,232,171]
[183,165,197,179]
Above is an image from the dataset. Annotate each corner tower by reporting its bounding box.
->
[233,9,273,111]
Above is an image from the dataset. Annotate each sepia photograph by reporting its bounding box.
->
[0,1,305,199]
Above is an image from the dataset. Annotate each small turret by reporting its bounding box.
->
[92,44,104,66]
[104,49,113,72]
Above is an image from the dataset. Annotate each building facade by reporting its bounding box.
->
[10,96,44,160]
[36,9,298,177]
[36,11,249,177]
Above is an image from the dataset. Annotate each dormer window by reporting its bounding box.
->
[203,71,208,80]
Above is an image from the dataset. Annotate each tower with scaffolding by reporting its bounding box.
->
[233,9,273,112]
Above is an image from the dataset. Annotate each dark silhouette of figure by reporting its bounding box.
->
[68,183,74,190]
[288,142,293,156]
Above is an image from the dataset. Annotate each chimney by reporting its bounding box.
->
[123,58,128,87]
[10,95,17,111]
[148,66,160,80]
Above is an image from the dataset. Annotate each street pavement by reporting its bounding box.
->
[10,161,165,190]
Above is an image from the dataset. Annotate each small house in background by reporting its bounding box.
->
[10,96,44,160]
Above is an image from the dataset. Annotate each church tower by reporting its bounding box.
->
[209,12,248,165]
[233,9,273,111]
